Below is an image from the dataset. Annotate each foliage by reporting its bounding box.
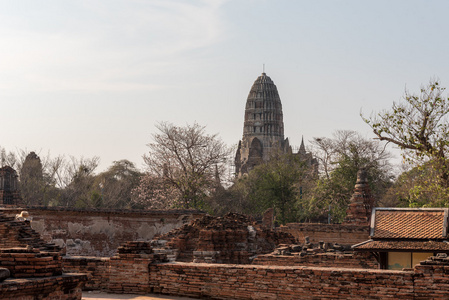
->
[0,147,143,209]
[364,80,449,206]
[383,162,449,208]
[143,122,230,209]
[19,152,45,206]
[301,130,394,223]
[231,152,312,224]
[63,156,100,208]
[364,80,449,185]
[91,160,142,209]
[130,173,179,209]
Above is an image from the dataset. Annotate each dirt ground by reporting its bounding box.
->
[82,291,198,300]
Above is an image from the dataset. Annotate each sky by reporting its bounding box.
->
[2,0,449,172]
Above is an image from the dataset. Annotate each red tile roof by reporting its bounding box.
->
[372,209,447,239]
[353,240,449,251]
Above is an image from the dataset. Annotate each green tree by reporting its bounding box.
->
[231,152,311,224]
[383,162,449,208]
[93,160,142,209]
[364,80,449,206]
[20,152,44,206]
[301,130,394,223]
[61,156,99,208]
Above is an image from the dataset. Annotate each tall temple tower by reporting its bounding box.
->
[234,72,292,176]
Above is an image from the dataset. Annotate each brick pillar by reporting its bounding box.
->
[108,241,155,294]
[414,254,449,298]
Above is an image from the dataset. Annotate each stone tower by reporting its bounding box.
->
[0,166,21,206]
[235,73,291,176]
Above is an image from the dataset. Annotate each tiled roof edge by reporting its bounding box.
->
[374,207,448,212]
[351,239,373,249]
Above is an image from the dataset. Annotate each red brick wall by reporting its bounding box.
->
[63,256,109,291]
[280,223,369,245]
[0,250,62,278]
[108,257,152,294]
[62,255,449,299]
[149,262,415,299]
[0,273,87,300]
[252,252,379,269]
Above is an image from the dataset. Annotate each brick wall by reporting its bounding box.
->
[1,207,204,257]
[149,262,415,299]
[280,223,369,245]
[108,257,152,294]
[0,248,62,278]
[252,252,379,269]
[62,252,449,299]
[0,273,87,300]
[63,256,109,291]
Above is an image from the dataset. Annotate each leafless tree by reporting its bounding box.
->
[143,122,231,209]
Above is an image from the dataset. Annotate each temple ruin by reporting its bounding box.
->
[0,166,21,206]
[2,171,449,298]
[234,72,317,176]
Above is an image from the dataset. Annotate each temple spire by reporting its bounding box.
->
[299,136,306,154]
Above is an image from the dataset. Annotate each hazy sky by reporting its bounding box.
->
[2,0,449,171]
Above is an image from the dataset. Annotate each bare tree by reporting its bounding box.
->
[311,130,392,178]
[60,156,100,207]
[143,122,230,209]
[0,147,18,168]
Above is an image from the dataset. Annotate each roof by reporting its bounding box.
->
[353,240,449,252]
[370,208,448,240]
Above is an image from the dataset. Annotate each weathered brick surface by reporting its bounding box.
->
[63,256,109,291]
[0,248,62,278]
[279,223,369,245]
[153,213,296,264]
[107,241,158,294]
[0,273,87,300]
[0,212,60,252]
[252,252,378,269]
[1,207,204,257]
[0,211,88,299]
[62,249,449,299]
[149,262,415,299]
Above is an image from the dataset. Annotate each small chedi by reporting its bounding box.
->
[343,168,374,225]
[0,211,87,299]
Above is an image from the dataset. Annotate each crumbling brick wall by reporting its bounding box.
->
[252,252,378,269]
[62,245,449,299]
[149,262,415,299]
[0,211,87,299]
[63,256,109,291]
[1,207,204,257]
[0,248,62,278]
[108,241,162,294]
[280,223,369,245]
[152,213,296,264]
[0,273,87,300]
